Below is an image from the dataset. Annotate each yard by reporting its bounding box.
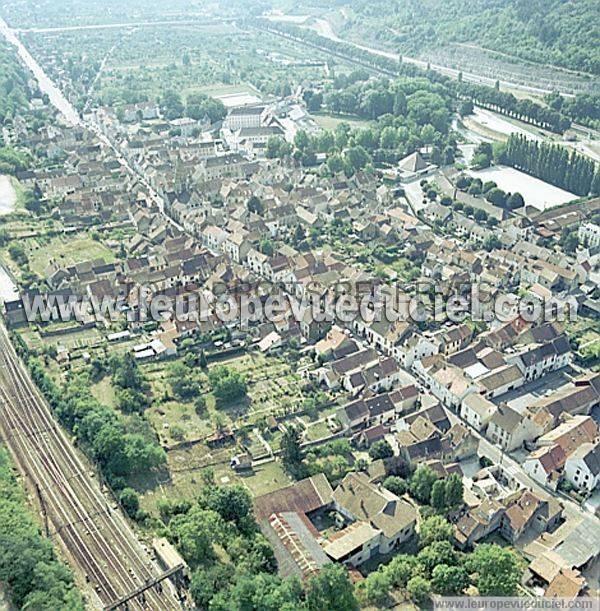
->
[26,235,116,276]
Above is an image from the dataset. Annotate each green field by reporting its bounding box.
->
[313,112,370,130]
[27,236,116,276]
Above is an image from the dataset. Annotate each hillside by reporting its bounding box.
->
[274,0,600,77]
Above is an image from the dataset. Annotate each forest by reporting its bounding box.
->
[0,447,83,610]
[316,0,600,75]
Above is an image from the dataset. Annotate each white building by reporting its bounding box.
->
[578,222,600,250]
[564,442,600,493]
[224,105,266,131]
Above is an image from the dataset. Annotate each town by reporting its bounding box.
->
[0,1,599,610]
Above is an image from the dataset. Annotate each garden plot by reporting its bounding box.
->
[467,165,577,211]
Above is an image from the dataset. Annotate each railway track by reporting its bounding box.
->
[0,324,182,610]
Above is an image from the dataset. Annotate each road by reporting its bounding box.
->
[0,324,182,609]
[13,19,215,33]
[0,16,80,125]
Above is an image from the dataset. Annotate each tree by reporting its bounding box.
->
[383,476,407,496]
[474,208,488,223]
[486,187,507,208]
[168,362,200,400]
[190,564,234,609]
[409,465,438,504]
[292,224,306,245]
[168,506,223,567]
[356,570,391,607]
[506,192,525,209]
[118,487,140,518]
[419,515,453,548]
[368,440,394,460]
[431,479,446,511]
[208,366,247,406]
[418,541,457,574]
[344,146,370,172]
[560,230,579,254]
[483,234,502,252]
[247,195,263,215]
[466,544,523,596]
[281,425,304,475]
[386,554,419,588]
[431,564,469,595]
[458,100,474,116]
[305,564,358,611]
[444,473,464,508]
[200,484,254,533]
[406,576,431,606]
[294,130,311,152]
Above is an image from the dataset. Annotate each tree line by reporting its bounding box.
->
[499,134,600,197]
[258,20,579,135]
[0,446,84,610]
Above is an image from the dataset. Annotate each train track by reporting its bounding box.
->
[0,324,182,610]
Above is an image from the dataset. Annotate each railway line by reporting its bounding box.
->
[0,324,182,610]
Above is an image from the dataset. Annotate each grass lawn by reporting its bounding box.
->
[239,460,291,497]
[27,235,116,276]
[313,112,370,130]
[90,377,117,409]
[304,420,331,442]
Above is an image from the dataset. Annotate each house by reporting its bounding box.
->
[253,474,334,579]
[330,473,417,563]
[460,393,497,431]
[500,490,563,543]
[564,441,600,493]
[414,355,475,410]
[441,423,478,461]
[578,222,600,250]
[353,424,390,449]
[454,499,505,550]
[531,374,600,423]
[537,415,597,457]
[545,568,585,599]
[509,335,571,382]
[389,385,419,414]
[486,404,545,452]
[523,445,567,490]
[314,326,358,362]
[222,231,251,263]
[397,151,432,180]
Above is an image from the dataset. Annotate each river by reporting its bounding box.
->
[0,17,80,125]
[0,175,16,215]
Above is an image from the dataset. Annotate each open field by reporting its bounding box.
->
[467,165,577,211]
[27,235,116,275]
[313,112,370,130]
